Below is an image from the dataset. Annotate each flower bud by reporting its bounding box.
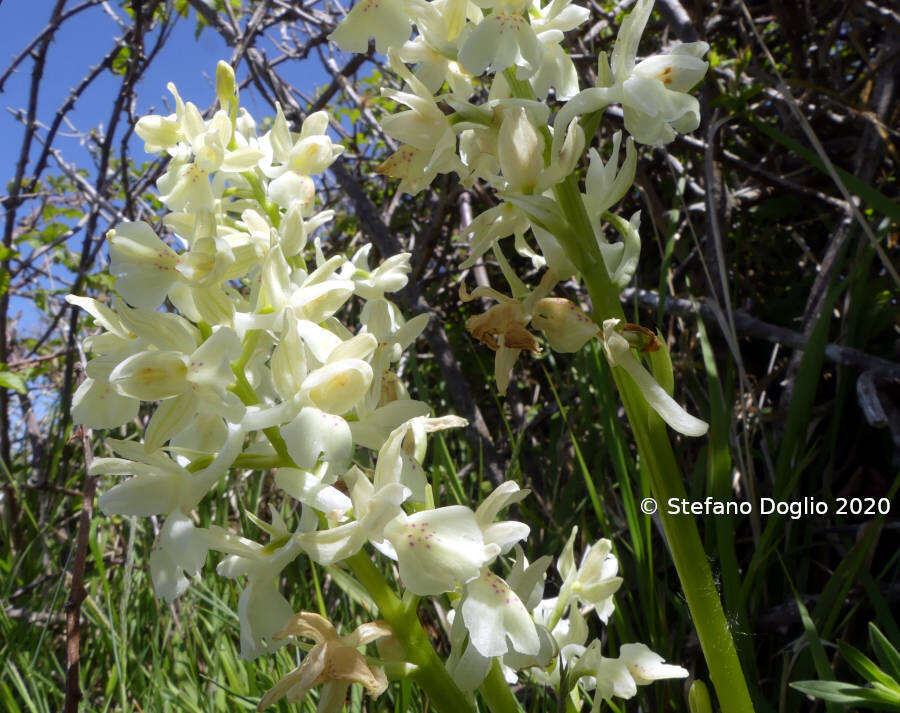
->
[572,539,623,607]
[279,203,307,257]
[215,60,236,108]
[498,107,544,193]
[585,132,636,217]
[689,680,714,713]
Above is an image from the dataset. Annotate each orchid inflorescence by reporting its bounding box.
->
[350,0,710,435]
[71,0,710,710]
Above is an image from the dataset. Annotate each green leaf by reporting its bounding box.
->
[499,193,569,239]
[839,640,899,690]
[111,46,131,76]
[791,680,897,707]
[0,369,27,395]
[748,117,900,223]
[326,566,377,615]
[870,624,900,683]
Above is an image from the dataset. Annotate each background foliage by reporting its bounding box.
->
[1,0,897,711]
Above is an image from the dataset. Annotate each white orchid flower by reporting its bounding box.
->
[378,56,463,194]
[276,466,353,521]
[70,376,139,430]
[108,221,234,324]
[572,640,688,706]
[528,0,590,99]
[148,84,262,213]
[358,297,430,414]
[259,106,343,186]
[212,507,303,659]
[458,0,543,78]
[531,597,589,688]
[447,548,555,690]
[553,0,708,151]
[530,40,580,100]
[446,571,544,689]
[602,319,709,436]
[108,325,244,424]
[584,131,637,228]
[609,0,709,145]
[66,295,142,429]
[234,245,353,333]
[349,399,432,451]
[475,480,531,553]
[296,466,411,566]
[342,245,412,301]
[382,504,500,595]
[328,0,413,53]
[277,203,334,258]
[94,424,244,601]
[398,0,473,95]
[372,415,467,502]
[557,528,623,622]
[70,294,243,439]
[280,407,354,480]
[381,478,530,596]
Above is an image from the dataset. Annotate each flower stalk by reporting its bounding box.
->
[566,166,754,713]
[345,552,478,713]
[496,64,754,712]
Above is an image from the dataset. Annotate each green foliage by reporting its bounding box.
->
[792,626,900,711]
[0,368,27,395]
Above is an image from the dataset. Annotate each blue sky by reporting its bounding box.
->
[1,0,335,334]
[1,1,238,180]
[1,0,337,218]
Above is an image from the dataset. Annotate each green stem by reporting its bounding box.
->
[345,552,477,713]
[577,216,755,713]
[500,71,754,713]
[241,170,281,227]
[481,660,522,713]
[230,330,291,460]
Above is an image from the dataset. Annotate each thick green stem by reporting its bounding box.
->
[346,552,477,713]
[499,69,753,711]
[574,209,755,713]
